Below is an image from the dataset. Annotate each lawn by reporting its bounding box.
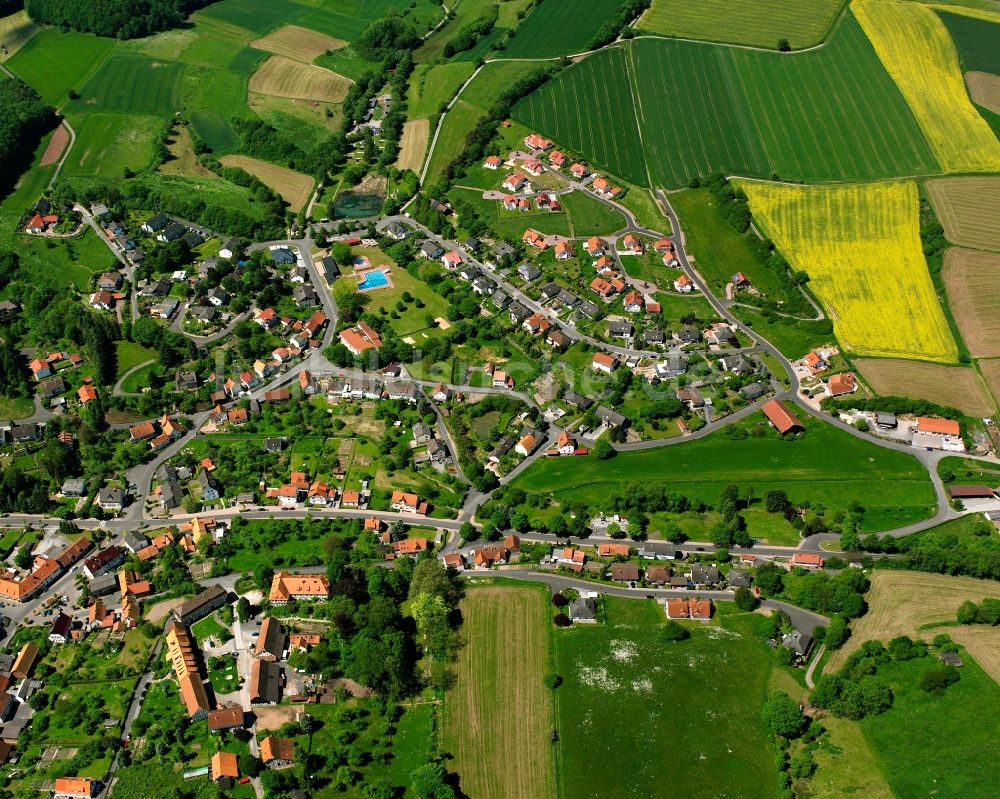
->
[639,0,845,49]
[860,652,1000,799]
[442,584,556,799]
[502,0,626,57]
[616,184,671,233]
[0,395,34,420]
[740,180,958,363]
[341,260,450,341]
[63,113,162,178]
[514,16,940,188]
[192,612,229,645]
[554,597,781,799]
[512,412,936,531]
[115,341,158,380]
[560,190,627,236]
[6,27,114,105]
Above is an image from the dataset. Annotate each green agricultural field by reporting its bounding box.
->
[174,27,250,68]
[515,16,939,188]
[938,9,1000,73]
[189,109,241,152]
[184,64,253,120]
[638,0,846,49]
[555,597,781,799]
[861,653,1000,799]
[559,190,627,236]
[425,99,483,184]
[63,113,162,178]
[72,55,183,115]
[515,47,649,186]
[407,62,476,118]
[197,0,309,35]
[512,412,936,531]
[6,28,114,105]
[502,0,626,58]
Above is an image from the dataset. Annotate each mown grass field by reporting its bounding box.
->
[251,24,345,61]
[555,598,780,799]
[855,358,995,415]
[740,180,959,363]
[937,8,1000,73]
[927,177,1000,252]
[980,358,1000,405]
[502,0,625,58]
[638,0,845,49]
[514,16,940,188]
[942,247,1000,356]
[854,0,1000,173]
[396,119,429,172]
[442,584,556,799]
[513,413,936,531]
[219,154,315,211]
[73,55,183,115]
[249,55,351,102]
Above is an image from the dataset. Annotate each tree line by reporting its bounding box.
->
[443,5,498,58]
[25,0,213,39]
[587,0,651,50]
[0,78,57,197]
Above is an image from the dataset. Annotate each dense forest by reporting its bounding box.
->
[25,0,212,39]
[0,78,57,196]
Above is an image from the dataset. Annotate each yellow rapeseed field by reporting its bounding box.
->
[738,179,959,363]
[853,0,1000,174]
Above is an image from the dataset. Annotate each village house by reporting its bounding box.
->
[610,563,640,583]
[261,736,295,769]
[826,372,857,397]
[269,573,331,605]
[390,490,429,515]
[791,553,824,570]
[666,598,713,621]
[339,321,383,355]
[483,155,503,170]
[592,352,618,374]
[673,274,693,293]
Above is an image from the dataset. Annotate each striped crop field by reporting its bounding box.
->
[942,247,1000,357]
[513,48,649,185]
[513,14,939,187]
[249,55,352,103]
[502,0,626,58]
[739,180,959,363]
[853,0,1000,173]
[927,176,1000,252]
[73,55,183,115]
[855,359,995,416]
[638,0,845,49]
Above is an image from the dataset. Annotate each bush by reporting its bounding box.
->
[553,613,571,627]
[543,672,562,689]
[734,586,757,612]
[659,621,690,642]
[551,593,568,608]
[919,664,960,694]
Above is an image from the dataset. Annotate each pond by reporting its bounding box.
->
[334,192,383,219]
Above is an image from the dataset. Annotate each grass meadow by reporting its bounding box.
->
[739,179,959,363]
[425,100,483,184]
[63,113,162,178]
[860,651,1000,798]
[407,61,476,118]
[514,16,940,188]
[554,598,781,799]
[501,0,626,58]
[442,584,557,799]
[854,0,1000,173]
[7,28,114,105]
[189,108,241,152]
[218,154,315,211]
[512,412,936,531]
[638,0,845,48]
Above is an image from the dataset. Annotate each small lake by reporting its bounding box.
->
[334,192,383,219]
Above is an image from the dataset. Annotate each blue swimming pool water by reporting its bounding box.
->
[358,269,389,290]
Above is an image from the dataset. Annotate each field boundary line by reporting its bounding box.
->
[620,43,654,187]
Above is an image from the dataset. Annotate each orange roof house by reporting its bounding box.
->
[916,417,960,437]
[261,736,295,766]
[129,421,156,442]
[484,155,503,169]
[666,598,713,620]
[77,384,98,404]
[339,321,383,355]
[524,133,553,150]
[762,399,802,435]
[52,778,96,798]
[522,228,547,249]
[791,553,824,569]
[269,572,331,604]
[392,538,429,555]
[211,751,239,782]
[592,352,618,372]
[826,372,856,397]
[554,241,574,260]
[598,543,631,558]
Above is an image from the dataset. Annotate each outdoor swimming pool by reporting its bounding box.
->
[357,269,389,291]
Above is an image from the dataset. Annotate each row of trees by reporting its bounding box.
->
[443,5,499,58]
[0,78,56,196]
[25,0,212,39]
[586,0,651,50]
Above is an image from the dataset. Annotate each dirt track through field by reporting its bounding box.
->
[942,248,1000,357]
[396,119,429,173]
[249,55,351,103]
[966,71,1000,115]
[826,571,1000,682]
[855,357,995,415]
[442,585,555,799]
[251,25,346,63]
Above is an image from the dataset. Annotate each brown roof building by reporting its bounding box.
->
[762,399,802,435]
[11,643,40,680]
[249,659,281,705]
[260,735,295,767]
[174,584,229,625]
[254,617,286,661]
[207,706,245,732]
[211,751,239,783]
